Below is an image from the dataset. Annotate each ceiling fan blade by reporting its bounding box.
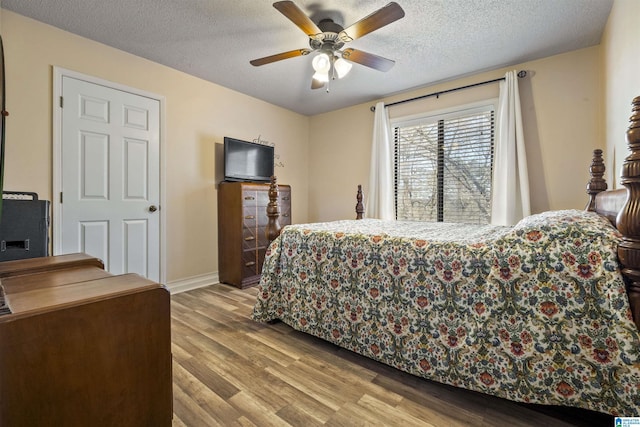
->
[273,1,322,39]
[311,78,325,90]
[250,48,311,66]
[338,2,405,43]
[342,48,395,72]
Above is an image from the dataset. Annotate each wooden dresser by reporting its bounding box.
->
[218,181,291,288]
[0,253,172,426]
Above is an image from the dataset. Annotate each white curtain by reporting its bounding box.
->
[491,70,531,225]
[366,102,395,220]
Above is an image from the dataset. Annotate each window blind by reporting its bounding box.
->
[394,106,495,224]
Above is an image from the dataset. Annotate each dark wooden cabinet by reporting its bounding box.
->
[0,253,172,426]
[218,181,291,288]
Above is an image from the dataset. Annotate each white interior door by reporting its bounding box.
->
[57,75,161,281]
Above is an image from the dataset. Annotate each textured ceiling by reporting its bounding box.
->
[3,0,613,116]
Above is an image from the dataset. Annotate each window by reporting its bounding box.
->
[393,103,495,224]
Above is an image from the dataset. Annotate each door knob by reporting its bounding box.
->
[149,205,158,213]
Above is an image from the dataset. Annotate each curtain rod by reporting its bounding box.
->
[370,70,528,112]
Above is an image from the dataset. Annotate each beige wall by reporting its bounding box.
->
[308,46,602,221]
[601,0,640,187]
[1,10,310,284]
[1,2,635,283]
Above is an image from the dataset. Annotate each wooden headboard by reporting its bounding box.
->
[587,95,640,329]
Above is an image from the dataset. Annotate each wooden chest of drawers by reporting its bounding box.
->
[218,181,291,288]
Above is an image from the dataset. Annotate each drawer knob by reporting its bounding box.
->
[245,261,256,267]
[245,215,255,219]
[244,196,255,200]
[244,236,255,241]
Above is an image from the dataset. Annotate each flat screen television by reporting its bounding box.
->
[223,137,274,183]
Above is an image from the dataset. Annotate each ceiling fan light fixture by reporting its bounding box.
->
[312,53,331,73]
[312,71,329,83]
[334,57,352,79]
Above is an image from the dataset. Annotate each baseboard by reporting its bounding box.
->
[166,272,219,294]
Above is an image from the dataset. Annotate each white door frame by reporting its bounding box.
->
[52,67,167,284]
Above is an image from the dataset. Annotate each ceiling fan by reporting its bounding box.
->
[250,1,405,90]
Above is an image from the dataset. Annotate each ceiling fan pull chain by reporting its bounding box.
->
[330,56,336,81]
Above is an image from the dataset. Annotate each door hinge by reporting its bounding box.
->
[59,96,64,108]
[60,192,63,203]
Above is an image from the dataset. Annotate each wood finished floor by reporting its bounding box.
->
[170,284,615,427]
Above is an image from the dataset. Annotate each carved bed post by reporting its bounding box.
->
[355,185,364,219]
[617,96,640,329]
[266,176,282,242]
[585,149,607,211]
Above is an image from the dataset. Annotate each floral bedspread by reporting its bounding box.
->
[252,210,640,415]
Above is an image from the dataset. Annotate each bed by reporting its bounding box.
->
[252,96,640,416]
